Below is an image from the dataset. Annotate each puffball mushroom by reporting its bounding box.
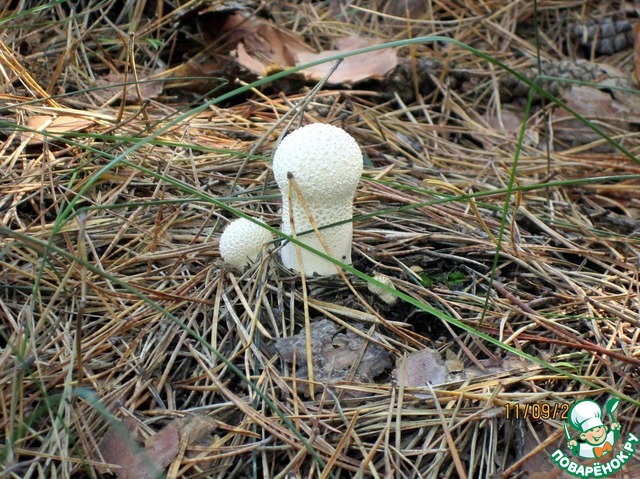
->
[219,218,273,271]
[367,273,398,306]
[273,123,363,276]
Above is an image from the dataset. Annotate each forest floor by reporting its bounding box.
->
[1,1,640,478]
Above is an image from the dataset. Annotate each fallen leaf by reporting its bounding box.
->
[216,11,397,84]
[97,415,217,479]
[179,414,219,444]
[392,350,536,394]
[97,417,163,479]
[97,417,144,477]
[236,43,269,75]
[161,58,242,94]
[463,355,534,380]
[444,349,464,373]
[220,11,313,75]
[93,71,164,104]
[498,58,638,151]
[296,35,398,84]
[483,106,539,147]
[274,319,391,394]
[551,84,632,151]
[143,420,181,472]
[392,348,450,389]
[23,115,94,145]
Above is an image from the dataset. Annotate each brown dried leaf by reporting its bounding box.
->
[236,43,269,75]
[392,349,450,388]
[98,415,217,479]
[444,349,464,373]
[144,420,181,471]
[180,414,218,443]
[93,71,164,104]
[97,417,139,475]
[274,319,390,392]
[222,12,313,75]
[23,115,94,145]
[296,35,398,84]
[162,58,238,93]
[145,415,219,473]
[219,12,396,84]
[463,355,533,380]
[483,106,539,147]
[551,84,631,151]
[392,351,535,392]
[97,417,163,479]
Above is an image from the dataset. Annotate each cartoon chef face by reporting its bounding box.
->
[568,399,608,445]
[581,425,607,445]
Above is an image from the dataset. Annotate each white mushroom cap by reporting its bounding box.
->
[273,123,363,276]
[219,218,273,271]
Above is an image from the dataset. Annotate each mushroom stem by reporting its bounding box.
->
[281,173,353,275]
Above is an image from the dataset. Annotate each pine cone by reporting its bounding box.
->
[570,17,634,56]
[384,57,470,104]
[499,59,608,101]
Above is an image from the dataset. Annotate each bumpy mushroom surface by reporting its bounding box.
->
[219,218,273,271]
[367,273,398,305]
[272,123,363,276]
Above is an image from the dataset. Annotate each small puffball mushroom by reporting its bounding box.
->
[367,273,398,305]
[273,123,363,276]
[219,218,273,271]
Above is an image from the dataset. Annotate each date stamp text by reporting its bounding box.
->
[504,402,569,420]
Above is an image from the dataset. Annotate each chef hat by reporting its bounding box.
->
[568,400,604,433]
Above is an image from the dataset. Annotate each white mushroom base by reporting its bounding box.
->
[280,219,353,276]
